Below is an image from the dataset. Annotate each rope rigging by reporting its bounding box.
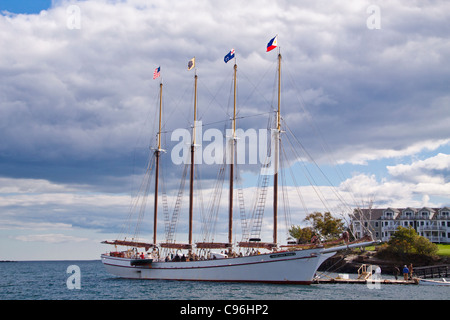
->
[114,53,375,251]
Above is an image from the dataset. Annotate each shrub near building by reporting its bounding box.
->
[376,226,438,262]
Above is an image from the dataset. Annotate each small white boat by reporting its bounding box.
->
[419,278,450,286]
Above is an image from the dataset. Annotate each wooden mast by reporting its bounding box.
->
[228,62,237,250]
[188,72,198,250]
[153,82,163,246]
[273,51,281,246]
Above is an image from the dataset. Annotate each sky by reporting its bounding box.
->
[1,0,450,260]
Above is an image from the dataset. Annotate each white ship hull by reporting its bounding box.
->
[101,242,372,284]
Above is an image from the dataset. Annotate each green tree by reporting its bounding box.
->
[388,226,417,254]
[304,212,345,241]
[386,226,438,256]
[288,226,314,244]
[415,236,439,256]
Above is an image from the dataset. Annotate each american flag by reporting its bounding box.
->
[153,66,161,79]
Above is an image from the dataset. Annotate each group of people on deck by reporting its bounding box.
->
[394,264,414,280]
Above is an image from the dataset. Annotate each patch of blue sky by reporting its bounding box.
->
[0,0,51,15]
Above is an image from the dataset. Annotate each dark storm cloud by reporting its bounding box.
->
[1,0,450,190]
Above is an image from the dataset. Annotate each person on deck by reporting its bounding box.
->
[394,266,400,280]
[409,264,414,279]
[402,265,409,280]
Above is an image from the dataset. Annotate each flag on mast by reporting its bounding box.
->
[153,66,161,79]
[266,35,278,52]
[188,57,195,70]
[224,49,235,63]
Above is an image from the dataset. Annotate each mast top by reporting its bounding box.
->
[277,52,282,131]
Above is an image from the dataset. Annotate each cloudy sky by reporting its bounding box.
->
[1,0,450,260]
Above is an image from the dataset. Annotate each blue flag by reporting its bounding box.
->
[224,49,235,63]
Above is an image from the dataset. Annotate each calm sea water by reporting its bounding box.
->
[0,260,448,301]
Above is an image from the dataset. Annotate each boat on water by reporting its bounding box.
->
[419,278,450,286]
[101,39,375,284]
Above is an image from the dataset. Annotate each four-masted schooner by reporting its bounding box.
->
[101,39,374,284]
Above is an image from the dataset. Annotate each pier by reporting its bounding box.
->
[313,278,419,285]
[413,265,449,279]
[313,264,419,285]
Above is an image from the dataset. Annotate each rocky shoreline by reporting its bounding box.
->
[319,250,450,275]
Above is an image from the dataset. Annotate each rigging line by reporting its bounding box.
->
[280,141,293,239]
[284,67,361,210]
[247,111,274,239]
[238,60,278,115]
[194,162,205,243]
[197,70,235,121]
[198,125,225,242]
[133,156,155,240]
[157,111,273,136]
[286,147,310,224]
[284,120,353,214]
[166,162,189,243]
[283,125,333,214]
[235,162,249,242]
[160,155,174,242]
[161,83,191,131]
[201,149,227,242]
[118,152,155,241]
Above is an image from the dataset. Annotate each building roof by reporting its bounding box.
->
[352,207,444,220]
[351,208,384,220]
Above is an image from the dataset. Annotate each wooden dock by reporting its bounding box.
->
[413,265,449,279]
[312,278,419,285]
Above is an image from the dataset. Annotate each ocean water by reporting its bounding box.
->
[0,260,448,301]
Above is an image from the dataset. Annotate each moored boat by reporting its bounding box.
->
[419,278,450,286]
[101,37,375,284]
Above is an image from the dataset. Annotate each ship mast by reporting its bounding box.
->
[273,52,281,245]
[188,71,198,250]
[153,82,163,246]
[228,62,237,251]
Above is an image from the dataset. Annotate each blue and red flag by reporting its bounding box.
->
[153,66,160,79]
[224,49,235,63]
[266,36,278,52]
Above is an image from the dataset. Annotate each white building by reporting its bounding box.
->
[350,207,450,244]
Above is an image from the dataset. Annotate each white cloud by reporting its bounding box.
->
[336,140,450,166]
[0,220,72,230]
[1,0,450,259]
[14,233,89,243]
[0,177,76,194]
[387,153,450,180]
[340,152,450,208]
